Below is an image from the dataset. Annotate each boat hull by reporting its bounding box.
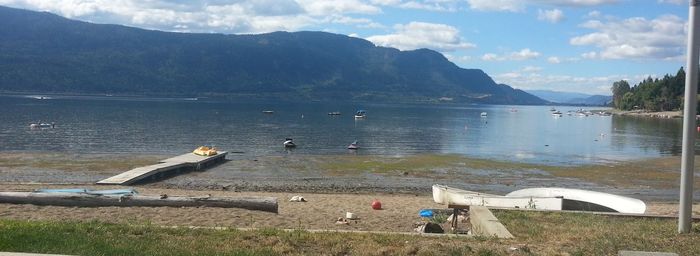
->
[506,187,646,214]
[432,185,563,210]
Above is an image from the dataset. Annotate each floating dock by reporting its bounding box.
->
[97,152,228,185]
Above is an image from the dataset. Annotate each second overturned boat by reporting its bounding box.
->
[432,184,646,214]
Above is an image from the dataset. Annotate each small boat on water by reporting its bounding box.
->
[328,112,341,116]
[347,140,359,150]
[262,110,274,114]
[29,122,55,129]
[432,184,646,214]
[354,110,366,119]
[283,138,296,148]
[480,112,487,117]
[552,111,563,117]
[193,146,218,156]
[550,107,556,112]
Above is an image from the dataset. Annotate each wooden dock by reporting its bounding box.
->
[97,152,228,185]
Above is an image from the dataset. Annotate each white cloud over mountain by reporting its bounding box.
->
[481,49,541,61]
[366,22,475,52]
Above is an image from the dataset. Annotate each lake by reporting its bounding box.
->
[0,95,691,166]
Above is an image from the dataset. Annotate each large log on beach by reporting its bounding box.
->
[0,192,278,213]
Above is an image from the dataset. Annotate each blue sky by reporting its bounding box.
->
[0,0,691,95]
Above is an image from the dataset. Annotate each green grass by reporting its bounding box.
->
[2,210,700,255]
[0,219,502,256]
[495,210,700,255]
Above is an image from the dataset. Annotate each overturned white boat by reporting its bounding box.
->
[506,187,646,214]
[432,184,562,210]
[432,184,646,214]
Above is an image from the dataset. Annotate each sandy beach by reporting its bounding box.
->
[0,184,698,234]
[1,152,699,233]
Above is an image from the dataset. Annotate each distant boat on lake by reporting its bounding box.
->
[347,140,359,150]
[283,138,296,148]
[262,110,274,114]
[354,110,366,119]
[480,112,487,117]
[29,122,55,129]
[328,112,341,116]
[552,111,563,117]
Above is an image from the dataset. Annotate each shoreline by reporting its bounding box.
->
[0,151,696,201]
[611,109,683,118]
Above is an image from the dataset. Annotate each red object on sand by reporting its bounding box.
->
[371,199,382,210]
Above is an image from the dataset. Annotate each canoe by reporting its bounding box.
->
[432,184,563,210]
[506,187,646,214]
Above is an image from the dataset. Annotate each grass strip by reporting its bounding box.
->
[2,210,700,255]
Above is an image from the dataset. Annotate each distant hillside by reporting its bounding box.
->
[526,90,610,106]
[566,95,612,106]
[0,6,546,104]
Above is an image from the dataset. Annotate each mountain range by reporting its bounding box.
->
[0,6,546,105]
[526,90,612,106]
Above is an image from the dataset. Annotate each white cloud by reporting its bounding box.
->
[494,71,652,95]
[522,66,543,72]
[465,0,618,12]
[581,51,598,59]
[530,0,620,6]
[0,0,391,34]
[366,22,476,52]
[658,0,685,4]
[466,0,524,12]
[547,56,561,63]
[586,10,602,18]
[570,15,686,60]
[511,48,541,60]
[444,54,472,63]
[538,9,564,23]
[481,48,541,61]
[481,53,504,61]
[297,0,381,16]
[399,1,460,12]
[367,0,462,12]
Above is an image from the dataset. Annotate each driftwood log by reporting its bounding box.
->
[0,192,278,213]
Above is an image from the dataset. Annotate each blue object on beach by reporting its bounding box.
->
[419,209,434,218]
[35,188,87,193]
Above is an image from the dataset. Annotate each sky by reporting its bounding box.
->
[0,0,692,95]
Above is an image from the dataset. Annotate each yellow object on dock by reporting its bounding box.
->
[193,146,217,156]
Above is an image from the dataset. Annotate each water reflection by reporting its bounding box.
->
[0,95,697,165]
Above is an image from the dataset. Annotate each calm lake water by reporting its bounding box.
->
[0,95,692,165]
